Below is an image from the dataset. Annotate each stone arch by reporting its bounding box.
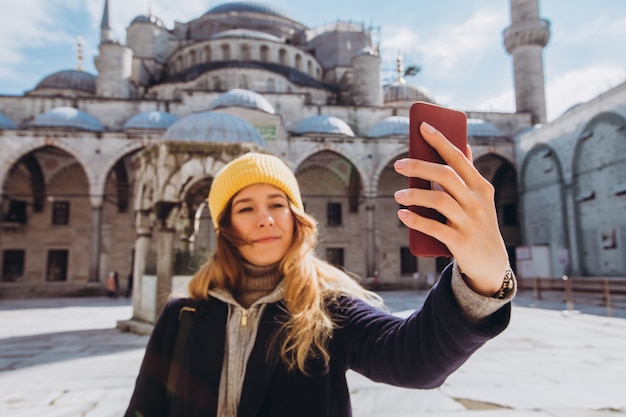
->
[572,111,626,275]
[520,143,568,275]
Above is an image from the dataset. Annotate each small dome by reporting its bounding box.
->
[0,112,17,129]
[368,116,409,138]
[130,14,165,28]
[35,70,96,94]
[123,111,179,130]
[204,2,291,20]
[207,89,275,114]
[211,29,282,43]
[31,107,104,131]
[292,115,355,137]
[383,81,435,104]
[163,111,266,146]
[467,118,503,137]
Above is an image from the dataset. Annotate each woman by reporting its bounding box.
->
[125,121,516,417]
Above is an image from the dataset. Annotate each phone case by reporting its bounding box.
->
[408,101,468,258]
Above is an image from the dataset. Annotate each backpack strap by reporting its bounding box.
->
[167,302,197,394]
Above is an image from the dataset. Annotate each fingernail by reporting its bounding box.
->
[394,190,406,199]
[394,159,407,169]
[398,209,409,219]
[421,122,437,134]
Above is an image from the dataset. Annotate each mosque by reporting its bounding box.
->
[0,0,624,323]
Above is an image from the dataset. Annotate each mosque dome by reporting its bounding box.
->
[0,112,17,129]
[207,89,275,114]
[211,29,282,43]
[163,111,266,146]
[123,111,178,130]
[383,81,435,104]
[204,2,291,20]
[368,116,409,138]
[34,70,96,95]
[130,14,165,28]
[31,107,104,131]
[467,118,503,137]
[292,115,355,137]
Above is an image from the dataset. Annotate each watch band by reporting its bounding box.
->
[492,268,514,299]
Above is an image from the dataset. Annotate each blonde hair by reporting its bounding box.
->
[188,201,382,374]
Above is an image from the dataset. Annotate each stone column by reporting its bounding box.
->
[365,195,377,277]
[131,216,152,321]
[89,204,103,282]
[563,181,581,276]
[155,227,176,319]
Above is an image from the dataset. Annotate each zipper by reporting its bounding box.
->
[241,309,248,327]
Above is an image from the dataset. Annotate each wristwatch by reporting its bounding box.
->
[492,268,514,299]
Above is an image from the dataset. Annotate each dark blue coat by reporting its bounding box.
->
[125,266,511,417]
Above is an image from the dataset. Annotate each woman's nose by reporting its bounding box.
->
[257,210,274,227]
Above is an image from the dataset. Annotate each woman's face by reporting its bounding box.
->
[229,183,295,266]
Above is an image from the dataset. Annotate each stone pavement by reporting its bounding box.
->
[1,290,625,417]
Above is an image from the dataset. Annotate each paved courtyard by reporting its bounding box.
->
[1,289,625,416]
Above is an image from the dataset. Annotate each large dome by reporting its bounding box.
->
[34,70,96,94]
[207,89,275,114]
[0,112,17,129]
[31,107,104,131]
[163,111,266,146]
[467,118,503,137]
[368,116,409,138]
[204,2,291,20]
[123,111,179,130]
[383,81,435,104]
[292,115,355,137]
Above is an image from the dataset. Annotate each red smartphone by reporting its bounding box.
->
[408,101,468,258]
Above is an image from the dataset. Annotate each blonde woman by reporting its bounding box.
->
[125,122,516,417]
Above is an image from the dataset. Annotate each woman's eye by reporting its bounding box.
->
[237,207,253,213]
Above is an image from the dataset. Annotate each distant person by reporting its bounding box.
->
[125,271,133,298]
[106,271,119,299]
[125,122,516,416]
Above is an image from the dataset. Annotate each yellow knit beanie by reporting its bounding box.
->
[208,153,303,229]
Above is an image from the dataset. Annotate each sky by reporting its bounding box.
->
[0,0,625,122]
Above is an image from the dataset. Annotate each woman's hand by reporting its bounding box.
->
[393,121,509,297]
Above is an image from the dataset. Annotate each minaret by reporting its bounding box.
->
[503,0,550,124]
[100,0,113,43]
[95,0,134,98]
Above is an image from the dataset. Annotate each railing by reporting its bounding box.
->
[518,275,626,317]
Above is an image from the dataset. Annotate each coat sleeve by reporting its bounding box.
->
[333,264,511,389]
[124,298,186,417]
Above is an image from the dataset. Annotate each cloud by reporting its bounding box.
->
[546,65,626,120]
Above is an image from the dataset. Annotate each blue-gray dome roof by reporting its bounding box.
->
[211,29,282,43]
[35,70,96,94]
[467,118,503,137]
[207,89,275,114]
[123,111,179,130]
[292,115,355,137]
[163,111,266,146]
[204,2,290,20]
[0,112,17,129]
[130,14,165,28]
[383,81,435,104]
[31,107,104,131]
[368,116,409,138]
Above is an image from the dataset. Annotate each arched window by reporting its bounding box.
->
[295,54,302,71]
[188,50,196,67]
[221,44,230,61]
[204,45,212,62]
[279,49,287,66]
[260,45,269,63]
[241,44,251,60]
[307,60,313,76]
